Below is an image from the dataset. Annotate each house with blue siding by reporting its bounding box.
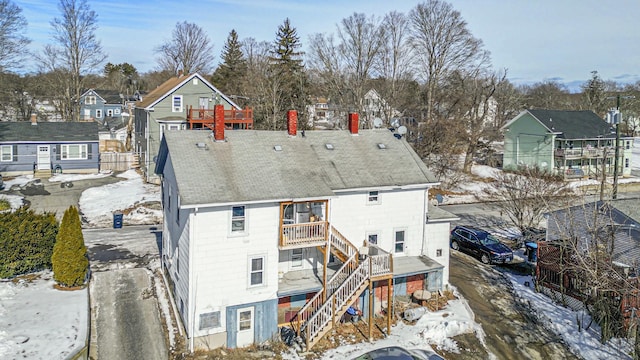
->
[0,115,99,176]
[79,89,124,122]
[155,111,457,351]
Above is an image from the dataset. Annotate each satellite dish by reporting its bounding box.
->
[397,126,407,136]
[373,117,383,128]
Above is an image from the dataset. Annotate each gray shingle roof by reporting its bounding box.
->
[528,109,615,139]
[0,122,99,142]
[159,129,437,206]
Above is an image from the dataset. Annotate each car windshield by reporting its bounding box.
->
[479,234,500,246]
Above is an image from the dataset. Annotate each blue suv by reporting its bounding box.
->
[450,225,513,264]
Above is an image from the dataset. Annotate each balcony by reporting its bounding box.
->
[554,147,613,159]
[280,221,328,249]
[186,107,253,130]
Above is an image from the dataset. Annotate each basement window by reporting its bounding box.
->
[199,311,221,330]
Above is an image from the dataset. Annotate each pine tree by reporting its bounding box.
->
[211,29,247,96]
[52,206,88,287]
[270,18,309,127]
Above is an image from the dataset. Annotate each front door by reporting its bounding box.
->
[236,307,254,347]
[37,145,50,171]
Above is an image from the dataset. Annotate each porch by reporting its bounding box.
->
[186,106,254,130]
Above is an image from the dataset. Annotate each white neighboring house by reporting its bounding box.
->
[155,112,458,350]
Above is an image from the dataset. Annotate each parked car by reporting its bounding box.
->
[450,225,513,264]
[353,346,444,360]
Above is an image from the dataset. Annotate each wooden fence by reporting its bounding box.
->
[100,152,137,172]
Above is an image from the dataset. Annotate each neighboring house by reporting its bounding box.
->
[97,116,129,152]
[135,72,252,184]
[0,115,99,176]
[154,112,457,350]
[79,89,124,121]
[502,109,633,179]
[538,200,640,331]
[362,89,401,125]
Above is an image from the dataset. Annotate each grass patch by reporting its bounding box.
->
[0,199,10,211]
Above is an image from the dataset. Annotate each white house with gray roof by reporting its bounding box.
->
[154,112,457,350]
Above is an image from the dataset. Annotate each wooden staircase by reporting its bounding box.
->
[290,225,393,350]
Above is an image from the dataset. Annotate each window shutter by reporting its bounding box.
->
[12,145,17,162]
[87,144,92,159]
[56,145,61,160]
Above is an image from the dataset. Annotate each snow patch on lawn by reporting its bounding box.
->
[79,170,161,227]
[49,171,113,183]
[0,271,87,359]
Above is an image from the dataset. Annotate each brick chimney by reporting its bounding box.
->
[214,104,225,141]
[287,110,297,136]
[348,113,359,135]
[30,113,37,126]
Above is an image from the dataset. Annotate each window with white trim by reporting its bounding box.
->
[115,108,121,114]
[95,109,103,118]
[625,158,630,168]
[61,144,87,160]
[232,206,246,233]
[199,311,221,330]
[249,256,264,286]
[172,95,183,112]
[1,145,12,162]
[394,230,405,253]
[436,249,442,257]
[107,109,113,117]
[86,96,96,105]
[368,190,379,204]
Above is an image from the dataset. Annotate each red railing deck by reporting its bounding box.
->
[187,107,253,129]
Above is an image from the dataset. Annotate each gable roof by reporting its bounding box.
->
[547,200,640,270]
[80,89,122,104]
[136,73,241,110]
[0,122,99,142]
[506,109,615,139]
[156,129,438,207]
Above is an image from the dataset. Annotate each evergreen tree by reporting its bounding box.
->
[270,18,309,128]
[211,29,247,96]
[52,206,88,287]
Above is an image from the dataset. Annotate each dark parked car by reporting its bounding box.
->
[450,225,513,264]
[353,346,444,360]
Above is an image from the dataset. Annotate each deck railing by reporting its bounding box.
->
[280,221,327,247]
[329,225,357,258]
[186,107,254,129]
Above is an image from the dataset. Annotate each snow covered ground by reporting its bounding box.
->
[0,271,87,359]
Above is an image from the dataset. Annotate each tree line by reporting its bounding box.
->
[1,0,640,173]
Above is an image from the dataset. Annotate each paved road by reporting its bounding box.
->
[84,226,168,360]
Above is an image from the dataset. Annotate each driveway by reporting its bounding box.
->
[84,225,169,360]
[444,251,578,360]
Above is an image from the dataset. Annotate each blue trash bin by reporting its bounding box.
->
[113,212,123,229]
[525,242,538,262]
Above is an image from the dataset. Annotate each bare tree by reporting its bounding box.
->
[40,0,105,122]
[375,11,415,123]
[155,21,215,75]
[521,80,572,110]
[0,0,30,72]
[481,167,574,235]
[308,13,386,126]
[409,0,487,122]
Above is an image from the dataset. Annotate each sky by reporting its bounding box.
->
[12,0,640,91]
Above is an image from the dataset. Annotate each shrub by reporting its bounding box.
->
[0,199,10,211]
[52,206,88,287]
[0,208,58,278]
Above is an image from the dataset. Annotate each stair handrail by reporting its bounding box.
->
[329,225,357,258]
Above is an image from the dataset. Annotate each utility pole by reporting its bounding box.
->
[609,94,635,199]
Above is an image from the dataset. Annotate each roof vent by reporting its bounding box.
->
[274,145,283,151]
[196,142,208,150]
[377,143,386,149]
[325,143,334,150]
